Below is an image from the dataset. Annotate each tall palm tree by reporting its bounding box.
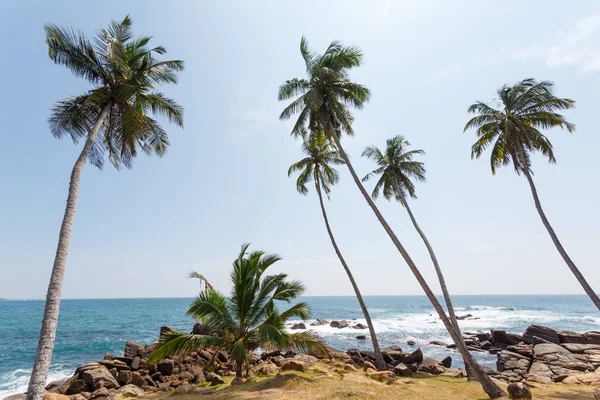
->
[362,135,472,378]
[28,16,184,400]
[464,78,600,311]
[149,244,328,380]
[279,37,506,399]
[288,131,386,370]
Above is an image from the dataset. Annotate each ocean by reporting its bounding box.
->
[1,295,598,397]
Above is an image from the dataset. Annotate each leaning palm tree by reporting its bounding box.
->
[288,131,385,370]
[464,78,600,311]
[189,271,215,291]
[149,244,328,380]
[28,16,184,400]
[362,135,472,377]
[279,37,506,398]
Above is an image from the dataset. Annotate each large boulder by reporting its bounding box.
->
[45,380,65,394]
[310,319,329,326]
[281,360,308,372]
[330,320,350,329]
[497,351,531,378]
[558,331,600,345]
[204,372,225,386]
[562,373,600,385]
[491,330,518,347]
[290,323,306,330]
[523,325,560,345]
[402,348,423,365]
[352,323,367,330]
[64,379,88,395]
[191,323,210,335]
[418,358,446,375]
[293,354,317,365]
[507,382,532,399]
[394,363,413,377]
[88,388,109,400]
[80,366,119,391]
[254,362,280,375]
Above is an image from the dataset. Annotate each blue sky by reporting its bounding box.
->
[1,0,599,298]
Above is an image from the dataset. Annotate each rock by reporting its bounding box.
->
[130,372,146,389]
[429,340,447,347]
[179,371,194,381]
[130,357,140,371]
[352,323,367,329]
[330,320,350,329]
[523,325,560,345]
[594,389,600,400]
[81,367,119,391]
[68,394,86,400]
[442,369,465,378]
[456,314,472,320]
[64,380,87,395]
[561,343,600,354]
[88,388,109,400]
[310,319,329,326]
[193,372,206,384]
[191,322,210,335]
[293,354,317,365]
[507,382,532,399]
[562,373,600,385]
[419,358,446,375]
[112,357,132,366]
[480,341,493,351]
[367,370,396,383]
[356,335,367,340]
[45,380,66,393]
[407,340,416,346]
[159,326,174,337]
[4,394,25,400]
[506,344,534,358]
[331,351,351,361]
[217,350,229,363]
[344,364,357,372]
[124,342,145,359]
[150,372,163,383]
[290,323,306,330]
[74,363,102,376]
[117,370,132,386]
[362,361,376,371]
[116,384,145,397]
[42,394,70,400]
[440,356,452,368]
[491,330,517,347]
[402,348,423,364]
[281,360,308,372]
[205,372,225,386]
[394,363,413,377]
[156,359,174,376]
[173,384,213,395]
[497,351,531,378]
[255,362,280,375]
[476,333,492,342]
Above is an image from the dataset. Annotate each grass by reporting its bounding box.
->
[139,361,597,400]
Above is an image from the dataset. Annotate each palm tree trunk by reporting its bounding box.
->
[27,105,111,400]
[235,360,243,379]
[314,179,386,370]
[515,146,600,311]
[402,198,473,380]
[328,132,506,399]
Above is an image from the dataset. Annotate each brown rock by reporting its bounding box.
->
[124,342,145,359]
[255,362,280,375]
[281,360,308,372]
[367,370,396,383]
[130,357,141,370]
[65,380,88,395]
[88,388,109,400]
[362,361,376,371]
[117,370,132,386]
[418,358,447,375]
[290,323,306,330]
[594,389,600,400]
[43,394,70,400]
[45,380,66,393]
[130,372,146,388]
[507,382,532,399]
[523,325,560,345]
[330,320,350,329]
[394,363,412,377]
[80,367,119,391]
[293,354,317,365]
[562,373,600,385]
[204,372,225,386]
[179,371,194,382]
[115,384,145,397]
[156,359,174,376]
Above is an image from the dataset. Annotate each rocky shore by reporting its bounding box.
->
[6,323,600,400]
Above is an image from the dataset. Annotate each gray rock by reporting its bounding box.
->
[124,342,145,359]
[290,323,306,330]
[561,343,600,354]
[352,323,367,329]
[310,318,329,326]
[65,379,88,395]
[440,356,452,368]
[116,384,145,397]
[205,372,225,386]
[130,357,141,370]
[480,341,492,350]
[355,335,367,340]
[429,340,447,347]
[293,354,317,365]
[491,330,517,347]
[130,372,146,388]
[192,322,210,335]
[523,325,560,345]
[407,340,416,346]
[117,370,132,386]
[418,358,446,375]
[507,382,532,399]
[594,389,600,400]
[330,320,350,329]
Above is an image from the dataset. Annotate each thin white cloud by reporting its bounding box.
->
[381,0,392,24]
[514,14,600,73]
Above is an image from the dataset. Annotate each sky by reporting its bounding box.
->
[1,0,599,299]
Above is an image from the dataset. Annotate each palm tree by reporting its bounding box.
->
[28,16,184,400]
[279,37,506,399]
[189,271,215,291]
[362,135,473,378]
[288,131,386,370]
[464,78,600,311]
[149,244,328,380]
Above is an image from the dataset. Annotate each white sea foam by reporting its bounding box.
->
[0,367,73,398]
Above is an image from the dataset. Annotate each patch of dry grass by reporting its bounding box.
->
[141,361,597,400]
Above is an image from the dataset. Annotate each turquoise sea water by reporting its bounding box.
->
[1,295,598,397]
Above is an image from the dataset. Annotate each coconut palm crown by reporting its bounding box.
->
[278,37,370,139]
[47,15,184,169]
[464,78,574,175]
[361,135,425,203]
[149,244,327,378]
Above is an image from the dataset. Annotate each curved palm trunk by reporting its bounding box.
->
[402,199,473,380]
[314,179,386,370]
[27,106,110,400]
[329,132,505,399]
[516,146,600,311]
